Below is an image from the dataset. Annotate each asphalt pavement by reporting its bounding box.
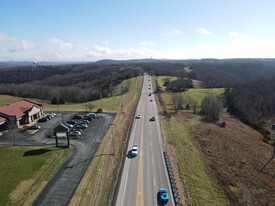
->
[116,75,174,206]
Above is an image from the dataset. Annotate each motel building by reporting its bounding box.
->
[0,99,43,131]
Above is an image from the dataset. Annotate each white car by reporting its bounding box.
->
[132,145,138,157]
[136,114,141,119]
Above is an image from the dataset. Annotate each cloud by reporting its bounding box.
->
[197,28,212,36]
[49,38,73,51]
[165,28,182,36]
[0,32,34,53]
[87,45,112,58]
[139,41,156,46]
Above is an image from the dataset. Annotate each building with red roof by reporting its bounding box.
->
[0,99,43,129]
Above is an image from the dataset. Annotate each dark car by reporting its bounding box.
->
[67,120,76,125]
[148,94,151,96]
[38,117,48,122]
[29,125,41,130]
[83,116,93,121]
[158,188,169,203]
[73,114,83,119]
[150,117,155,121]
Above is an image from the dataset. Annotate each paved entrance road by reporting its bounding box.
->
[0,112,115,206]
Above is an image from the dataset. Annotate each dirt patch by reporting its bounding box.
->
[193,115,275,206]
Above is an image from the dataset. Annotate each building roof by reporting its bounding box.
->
[0,99,40,118]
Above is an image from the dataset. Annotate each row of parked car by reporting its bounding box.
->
[66,113,97,138]
[38,112,57,122]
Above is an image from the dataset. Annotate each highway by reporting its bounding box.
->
[116,75,174,206]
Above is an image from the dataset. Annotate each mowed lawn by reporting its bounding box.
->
[0,146,72,206]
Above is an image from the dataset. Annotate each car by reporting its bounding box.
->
[75,124,88,129]
[73,114,83,119]
[80,120,89,125]
[64,123,74,128]
[48,112,56,117]
[29,125,41,130]
[68,131,81,138]
[148,93,151,96]
[83,116,93,121]
[159,188,169,203]
[150,99,153,102]
[86,112,97,118]
[71,128,82,134]
[150,117,155,121]
[148,87,151,90]
[67,120,76,125]
[38,117,48,122]
[136,114,141,119]
[131,145,138,157]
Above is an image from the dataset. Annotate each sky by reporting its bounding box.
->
[1,0,275,61]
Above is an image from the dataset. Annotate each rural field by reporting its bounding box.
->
[154,76,275,206]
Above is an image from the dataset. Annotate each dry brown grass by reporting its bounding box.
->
[193,115,275,206]
[70,77,143,206]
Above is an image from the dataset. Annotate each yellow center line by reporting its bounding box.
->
[135,92,146,206]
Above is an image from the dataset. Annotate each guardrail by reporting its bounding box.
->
[163,151,182,206]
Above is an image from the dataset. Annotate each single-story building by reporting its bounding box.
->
[0,99,43,130]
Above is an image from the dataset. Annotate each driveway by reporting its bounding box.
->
[0,112,115,205]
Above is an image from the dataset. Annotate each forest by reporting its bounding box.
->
[1,59,275,128]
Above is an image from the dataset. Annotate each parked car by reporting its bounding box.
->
[38,117,48,122]
[47,112,56,117]
[71,128,82,134]
[136,114,141,119]
[64,123,74,128]
[86,113,97,118]
[29,125,41,130]
[73,114,83,119]
[158,188,169,203]
[67,120,76,125]
[75,124,87,129]
[149,117,155,121]
[83,116,93,121]
[68,131,81,138]
[80,120,89,125]
[148,93,151,96]
[150,99,153,102]
[131,145,138,157]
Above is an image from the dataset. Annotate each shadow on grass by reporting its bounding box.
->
[23,149,52,156]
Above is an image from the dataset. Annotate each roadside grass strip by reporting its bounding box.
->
[162,115,230,206]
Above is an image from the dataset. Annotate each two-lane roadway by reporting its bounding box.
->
[116,75,174,206]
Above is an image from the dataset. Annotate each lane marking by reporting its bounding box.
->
[151,157,153,163]
[135,83,146,206]
[153,178,156,187]
[150,141,152,146]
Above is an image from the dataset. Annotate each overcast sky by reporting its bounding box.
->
[1,0,275,61]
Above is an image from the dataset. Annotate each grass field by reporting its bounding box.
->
[154,76,229,205]
[0,146,72,206]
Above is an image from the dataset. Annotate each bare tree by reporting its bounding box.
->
[171,93,183,113]
[190,98,199,114]
[201,95,221,120]
[86,102,95,112]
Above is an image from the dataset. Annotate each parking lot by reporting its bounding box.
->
[0,111,116,206]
